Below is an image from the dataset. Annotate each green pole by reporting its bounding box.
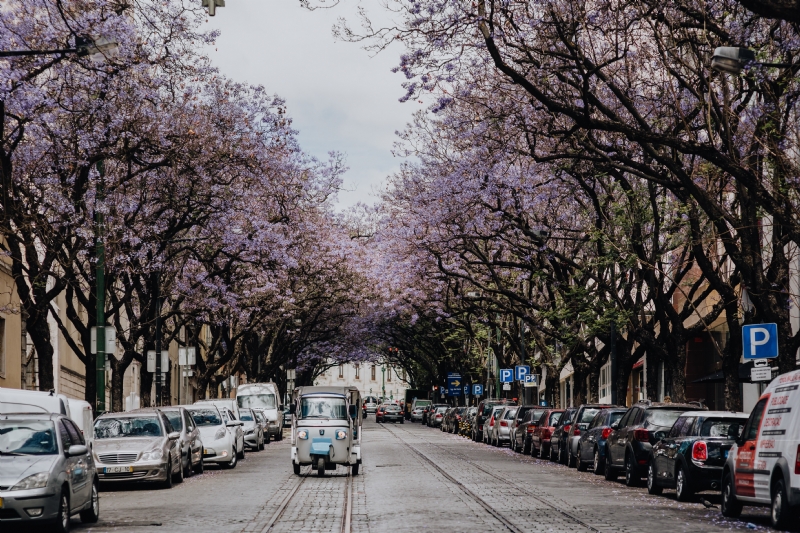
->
[381,366,385,400]
[95,161,106,414]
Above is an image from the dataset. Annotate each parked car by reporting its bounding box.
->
[93,408,183,487]
[0,412,99,531]
[194,401,245,459]
[531,409,565,458]
[472,399,516,442]
[576,408,628,473]
[721,370,800,529]
[382,403,405,424]
[565,404,620,468]
[460,407,477,436]
[363,396,379,414]
[410,398,431,421]
[375,404,386,422]
[648,411,748,501]
[187,405,242,469]
[513,407,546,454]
[410,405,426,423]
[160,406,204,476]
[239,408,265,451]
[429,406,449,428]
[236,382,283,442]
[489,406,518,447]
[550,408,577,463]
[253,409,271,444]
[423,403,447,425]
[483,406,506,444]
[605,401,700,486]
[451,407,468,434]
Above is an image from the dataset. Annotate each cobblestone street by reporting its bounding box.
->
[67,419,783,533]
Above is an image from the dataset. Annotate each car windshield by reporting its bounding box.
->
[239,411,254,421]
[548,412,563,426]
[95,417,162,439]
[238,394,276,410]
[189,409,222,426]
[608,411,625,425]
[300,397,347,419]
[579,408,600,423]
[646,409,684,428]
[0,420,58,455]
[164,412,183,431]
[700,417,745,437]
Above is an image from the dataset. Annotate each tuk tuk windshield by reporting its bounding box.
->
[300,397,347,420]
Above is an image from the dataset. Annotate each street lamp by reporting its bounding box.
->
[0,36,118,59]
[711,46,792,75]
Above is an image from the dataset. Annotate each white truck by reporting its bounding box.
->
[236,382,283,441]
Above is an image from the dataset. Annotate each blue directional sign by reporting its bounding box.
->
[499,369,514,383]
[447,373,463,396]
[743,323,779,360]
[473,384,484,396]
[515,365,530,381]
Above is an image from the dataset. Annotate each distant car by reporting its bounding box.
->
[489,406,518,447]
[648,411,748,501]
[283,407,292,427]
[253,409,271,443]
[482,406,506,444]
[410,406,426,422]
[550,408,577,463]
[429,406,448,428]
[382,404,404,424]
[0,412,99,531]
[460,407,477,436]
[239,408,265,451]
[472,399,516,442]
[531,409,564,458]
[565,404,621,468]
[363,396,379,414]
[187,406,241,469]
[576,408,627,473]
[161,406,204,476]
[605,401,701,486]
[513,407,546,454]
[93,409,183,487]
[411,399,431,422]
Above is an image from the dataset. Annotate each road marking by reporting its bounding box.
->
[260,471,308,533]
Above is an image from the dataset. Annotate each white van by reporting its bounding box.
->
[0,387,72,418]
[236,382,283,441]
[67,398,95,447]
[721,369,800,529]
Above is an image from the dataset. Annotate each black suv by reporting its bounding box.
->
[605,401,701,486]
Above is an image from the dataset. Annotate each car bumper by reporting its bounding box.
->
[411,414,423,421]
[384,415,403,422]
[0,488,60,523]
[202,445,234,463]
[687,464,725,491]
[96,462,169,483]
[244,433,260,447]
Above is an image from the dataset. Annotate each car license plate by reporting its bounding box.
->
[104,466,133,474]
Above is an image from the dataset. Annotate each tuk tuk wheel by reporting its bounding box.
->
[352,462,359,476]
[316,457,325,477]
[293,462,301,475]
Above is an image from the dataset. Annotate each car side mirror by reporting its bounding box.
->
[289,404,296,415]
[225,421,242,428]
[67,444,88,456]
[168,432,181,440]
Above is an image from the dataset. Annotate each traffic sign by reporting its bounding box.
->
[515,365,530,381]
[464,384,470,395]
[447,374,462,396]
[524,374,539,388]
[743,323,778,360]
[751,367,772,382]
[473,384,484,396]
[500,369,514,383]
[502,383,511,391]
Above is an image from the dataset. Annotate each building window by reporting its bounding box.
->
[0,317,4,377]
[338,364,344,378]
[599,362,611,402]
[354,364,360,380]
[387,367,391,382]
[371,365,376,381]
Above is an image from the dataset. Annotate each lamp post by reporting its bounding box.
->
[381,365,386,401]
[711,46,792,75]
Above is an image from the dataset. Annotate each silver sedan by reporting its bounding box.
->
[92,409,182,488]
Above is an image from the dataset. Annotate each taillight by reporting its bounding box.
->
[692,441,708,462]
[633,429,650,442]
[601,427,613,439]
[573,428,581,436]
[795,444,800,475]
[542,429,551,439]
[527,426,534,433]
[563,424,571,433]
[500,421,508,427]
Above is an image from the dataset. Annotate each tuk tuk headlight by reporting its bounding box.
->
[297,430,308,440]
[11,471,49,491]
[336,430,347,440]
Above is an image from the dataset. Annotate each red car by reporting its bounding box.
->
[375,405,386,422]
[530,409,565,458]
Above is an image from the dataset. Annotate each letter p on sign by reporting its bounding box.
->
[742,323,778,360]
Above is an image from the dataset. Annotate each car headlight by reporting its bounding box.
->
[245,428,254,435]
[297,429,308,440]
[11,472,49,490]
[335,430,347,440]
[141,449,164,461]
[215,428,227,440]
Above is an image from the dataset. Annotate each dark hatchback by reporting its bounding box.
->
[513,407,546,454]
[471,399,516,442]
[549,408,577,463]
[531,409,565,458]
[605,402,701,486]
[648,411,748,500]
[576,408,628,473]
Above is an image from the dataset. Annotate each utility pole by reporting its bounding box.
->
[610,324,618,405]
[95,161,106,414]
[154,275,162,406]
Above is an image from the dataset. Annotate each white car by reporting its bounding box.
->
[187,406,242,469]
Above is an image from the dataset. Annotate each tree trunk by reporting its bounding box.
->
[140,364,153,407]
[27,315,55,391]
[663,342,687,403]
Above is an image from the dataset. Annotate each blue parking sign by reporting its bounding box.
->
[499,369,514,383]
[742,323,779,360]
[473,384,483,396]
[515,365,530,381]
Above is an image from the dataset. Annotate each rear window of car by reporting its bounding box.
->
[579,408,600,423]
[386,405,400,411]
[504,409,517,419]
[608,411,625,426]
[699,417,745,437]
[645,408,684,428]
[548,411,563,426]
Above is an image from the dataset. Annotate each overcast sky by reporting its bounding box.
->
[205,1,417,209]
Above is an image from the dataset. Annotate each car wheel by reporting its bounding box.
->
[316,457,325,477]
[771,478,793,530]
[401,419,404,424]
[352,462,360,476]
[238,444,246,460]
[55,488,70,533]
[568,448,577,468]
[183,452,193,478]
[576,446,587,471]
[593,448,604,475]
[647,463,663,495]
[604,453,618,481]
[559,444,568,465]
[194,457,204,475]
[624,454,639,487]
[675,465,694,501]
[265,431,271,445]
[173,455,185,483]
[523,438,531,455]
[721,473,743,518]
[79,480,100,523]
[162,458,174,488]
[293,461,301,475]
[224,448,238,469]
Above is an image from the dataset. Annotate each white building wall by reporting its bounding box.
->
[314,360,410,402]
